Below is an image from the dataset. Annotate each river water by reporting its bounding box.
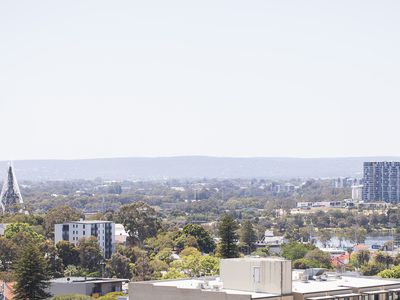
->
[314,232,397,249]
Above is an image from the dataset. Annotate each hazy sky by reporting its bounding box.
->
[1,0,399,160]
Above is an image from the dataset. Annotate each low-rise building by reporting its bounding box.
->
[297,202,313,209]
[48,277,128,297]
[352,185,363,201]
[54,220,115,259]
[129,257,400,300]
[256,231,286,254]
[292,271,400,300]
[115,223,129,244]
[130,257,293,300]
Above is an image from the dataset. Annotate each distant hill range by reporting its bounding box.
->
[0,156,399,181]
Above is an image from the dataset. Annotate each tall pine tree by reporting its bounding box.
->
[240,220,258,254]
[217,215,239,258]
[14,243,51,300]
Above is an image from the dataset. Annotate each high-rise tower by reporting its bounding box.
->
[0,163,24,214]
[362,161,400,203]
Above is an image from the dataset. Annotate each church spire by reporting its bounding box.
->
[0,163,24,214]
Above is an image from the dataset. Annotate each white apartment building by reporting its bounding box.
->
[54,220,115,259]
[352,185,363,201]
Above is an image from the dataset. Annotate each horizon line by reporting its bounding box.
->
[1,155,400,162]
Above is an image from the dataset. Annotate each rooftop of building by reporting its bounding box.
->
[223,257,289,262]
[135,273,400,299]
[292,274,400,294]
[64,220,113,224]
[149,278,279,299]
[50,277,128,284]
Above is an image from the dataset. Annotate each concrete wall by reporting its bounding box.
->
[220,258,292,294]
[100,282,123,294]
[293,283,400,300]
[48,282,90,297]
[54,224,63,244]
[48,282,123,297]
[129,283,252,300]
[355,284,400,300]
[355,284,400,293]
[293,289,353,300]
[129,283,294,300]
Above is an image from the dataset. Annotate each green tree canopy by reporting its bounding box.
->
[240,220,258,253]
[374,251,393,269]
[182,224,216,253]
[106,253,132,279]
[217,215,239,258]
[14,243,51,300]
[44,206,82,238]
[56,240,80,267]
[304,249,332,269]
[169,253,219,278]
[4,222,44,243]
[117,202,161,246]
[0,237,17,271]
[77,237,104,273]
[281,242,315,261]
[351,250,371,268]
[293,258,320,269]
[361,262,384,276]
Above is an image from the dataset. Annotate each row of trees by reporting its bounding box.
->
[350,249,400,276]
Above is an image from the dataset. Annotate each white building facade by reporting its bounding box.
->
[54,220,115,259]
[351,185,363,201]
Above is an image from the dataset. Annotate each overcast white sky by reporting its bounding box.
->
[0,0,399,160]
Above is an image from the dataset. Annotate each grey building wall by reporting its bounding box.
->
[129,282,293,300]
[48,281,123,297]
[48,282,91,297]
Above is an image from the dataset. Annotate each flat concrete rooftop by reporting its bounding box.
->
[67,220,113,224]
[152,278,281,299]
[50,277,129,284]
[225,257,289,262]
[145,273,400,297]
[292,275,400,294]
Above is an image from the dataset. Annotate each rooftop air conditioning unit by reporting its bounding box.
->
[304,268,325,280]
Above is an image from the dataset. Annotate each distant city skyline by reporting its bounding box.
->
[1,0,399,161]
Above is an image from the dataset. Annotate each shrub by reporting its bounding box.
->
[52,294,92,300]
[293,258,320,269]
[97,291,124,300]
[361,263,384,276]
[378,265,400,278]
